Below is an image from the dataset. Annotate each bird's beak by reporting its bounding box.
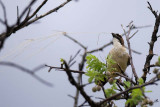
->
[111,33,117,38]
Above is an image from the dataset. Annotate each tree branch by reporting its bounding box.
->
[142,2,160,82]
[62,60,99,107]
[0,62,52,86]
[122,22,139,82]
[63,32,87,49]
[0,0,8,27]
[45,64,85,74]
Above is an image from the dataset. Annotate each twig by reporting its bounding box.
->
[18,0,36,21]
[124,45,141,55]
[102,86,107,98]
[121,23,139,83]
[78,100,88,107]
[32,64,46,72]
[147,1,158,18]
[74,49,87,106]
[25,0,72,27]
[63,32,86,49]
[116,81,123,91]
[0,0,8,27]
[114,72,136,85]
[87,42,112,53]
[0,62,53,86]
[16,6,20,25]
[129,30,139,39]
[68,94,75,99]
[45,64,85,74]
[74,75,80,107]
[145,64,160,68]
[28,0,48,20]
[81,82,94,87]
[68,49,81,66]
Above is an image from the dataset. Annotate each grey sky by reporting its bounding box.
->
[0,0,160,107]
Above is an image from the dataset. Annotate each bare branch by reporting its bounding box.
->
[142,2,160,82]
[0,62,53,86]
[19,0,36,21]
[114,72,136,85]
[25,0,72,27]
[78,100,88,107]
[32,64,46,72]
[102,86,107,98]
[124,45,141,55]
[0,18,5,25]
[16,6,20,25]
[129,30,139,39]
[68,49,81,66]
[87,41,112,53]
[28,0,48,20]
[147,1,158,18]
[121,23,139,82]
[0,0,8,26]
[45,64,85,74]
[63,32,87,49]
[68,94,75,99]
[145,64,160,68]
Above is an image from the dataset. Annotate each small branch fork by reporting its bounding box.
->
[0,0,72,51]
[142,2,160,82]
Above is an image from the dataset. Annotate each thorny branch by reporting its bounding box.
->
[142,2,160,82]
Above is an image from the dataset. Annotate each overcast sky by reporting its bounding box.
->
[0,0,160,107]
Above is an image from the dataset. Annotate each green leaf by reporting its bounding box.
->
[138,78,144,85]
[88,77,94,83]
[145,90,152,93]
[85,54,107,84]
[125,88,144,106]
[105,88,117,98]
[124,81,131,89]
[60,58,64,63]
[104,81,117,97]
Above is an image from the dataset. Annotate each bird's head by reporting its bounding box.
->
[111,33,124,46]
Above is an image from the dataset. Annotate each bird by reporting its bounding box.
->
[106,33,130,77]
